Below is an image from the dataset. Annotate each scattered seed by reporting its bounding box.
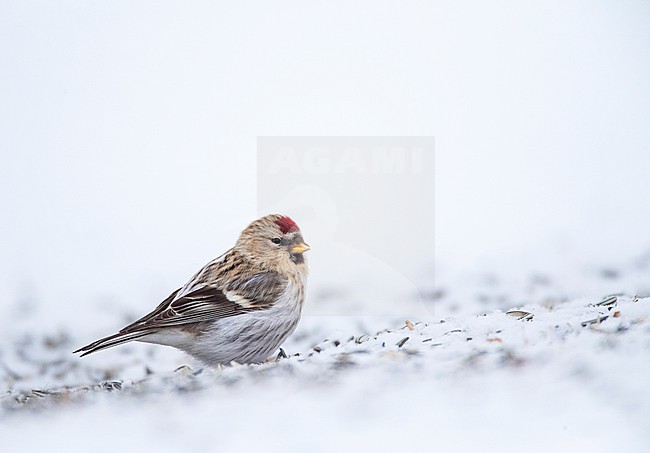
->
[487,337,503,343]
[174,365,193,374]
[355,335,370,344]
[594,295,618,308]
[405,320,415,331]
[443,329,464,336]
[422,338,433,343]
[312,346,322,353]
[396,337,410,348]
[613,311,621,318]
[30,389,50,397]
[581,315,609,327]
[100,381,122,391]
[276,348,288,361]
[506,310,534,321]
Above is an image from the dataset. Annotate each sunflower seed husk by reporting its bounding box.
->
[506,310,534,321]
[355,335,370,344]
[594,295,618,308]
[396,337,410,348]
[581,315,609,327]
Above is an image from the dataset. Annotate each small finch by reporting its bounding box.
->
[74,214,309,365]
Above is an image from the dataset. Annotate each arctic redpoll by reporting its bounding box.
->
[75,214,309,365]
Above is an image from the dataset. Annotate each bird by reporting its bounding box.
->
[74,214,310,365]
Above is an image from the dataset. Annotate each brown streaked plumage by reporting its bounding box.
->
[74,214,309,365]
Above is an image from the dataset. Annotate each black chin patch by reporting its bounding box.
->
[290,253,305,264]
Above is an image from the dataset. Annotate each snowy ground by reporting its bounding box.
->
[1,264,649,452]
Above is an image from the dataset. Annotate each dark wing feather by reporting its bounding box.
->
[126,285,249,329]
[121,287,181,328]
[120,271,288,332]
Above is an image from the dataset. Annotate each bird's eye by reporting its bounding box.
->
[271,237,282,244]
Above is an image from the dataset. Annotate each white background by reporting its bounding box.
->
[1,1,649,331]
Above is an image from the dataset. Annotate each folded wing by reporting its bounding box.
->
[74,271,287,356]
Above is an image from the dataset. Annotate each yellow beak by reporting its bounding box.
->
[291,242,311,254]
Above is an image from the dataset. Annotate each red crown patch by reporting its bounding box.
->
[275,216,300,234]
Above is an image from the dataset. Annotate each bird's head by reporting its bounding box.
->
[235,214,310,273]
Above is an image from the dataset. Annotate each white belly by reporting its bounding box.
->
[142,288,304,365]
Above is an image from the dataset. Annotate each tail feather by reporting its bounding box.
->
[74,331,152,357]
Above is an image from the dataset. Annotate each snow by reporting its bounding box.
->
[1,289,649,452]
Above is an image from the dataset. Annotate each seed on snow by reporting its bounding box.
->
[396,337,410,348]
[506,310,534,321]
